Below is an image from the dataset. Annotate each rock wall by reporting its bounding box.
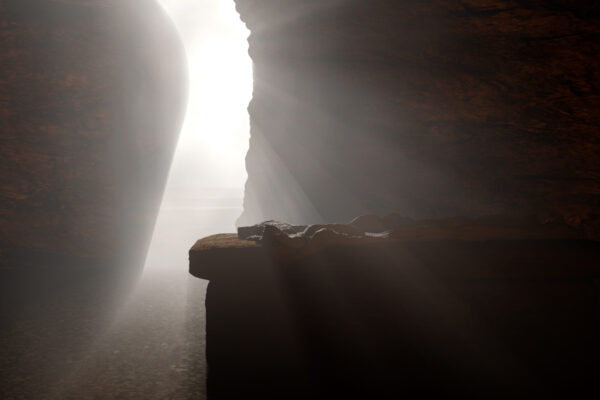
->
[0,0,187,270]
[235,0,600,236]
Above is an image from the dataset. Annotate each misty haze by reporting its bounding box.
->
[1,1,251,398]
[2,0,600,398]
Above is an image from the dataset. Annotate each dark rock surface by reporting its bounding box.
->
[235,0,600,238]
[0,0,187,271]
[190,223,600,398]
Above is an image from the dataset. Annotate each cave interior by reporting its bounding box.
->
[1,0,600,398]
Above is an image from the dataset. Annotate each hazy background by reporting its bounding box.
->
[1,2,252,398]
[146,0,252,272]
[51,2,252,398]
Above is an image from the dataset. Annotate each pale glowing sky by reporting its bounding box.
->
[156,0,252,194]
[143,0,252,270]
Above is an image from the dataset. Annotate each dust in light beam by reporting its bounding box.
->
[157,0,252,194]
[144,0,253,271]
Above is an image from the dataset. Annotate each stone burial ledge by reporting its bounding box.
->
[190,214,590,280]
[189,215,600,399]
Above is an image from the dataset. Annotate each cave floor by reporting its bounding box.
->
[0,266,208,400]
[0,192,243,399]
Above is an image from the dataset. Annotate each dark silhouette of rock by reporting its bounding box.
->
[190,217,600,398]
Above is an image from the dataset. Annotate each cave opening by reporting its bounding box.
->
[145,0,252,273]
[132,0,252,391]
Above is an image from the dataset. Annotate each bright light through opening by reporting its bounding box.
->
[145,0,252,271]
[159,0,251,189]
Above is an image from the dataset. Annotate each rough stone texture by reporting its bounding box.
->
[190,231,600,398]
[0,0,187,270]
[191,215,589,280]
[235,0,600,237]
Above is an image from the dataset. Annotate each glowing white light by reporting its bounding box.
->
[157,0,252,193]
[144,0,252,271]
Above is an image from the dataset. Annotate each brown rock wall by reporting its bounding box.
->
[0,0,187,269]
[236,0,600,234]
